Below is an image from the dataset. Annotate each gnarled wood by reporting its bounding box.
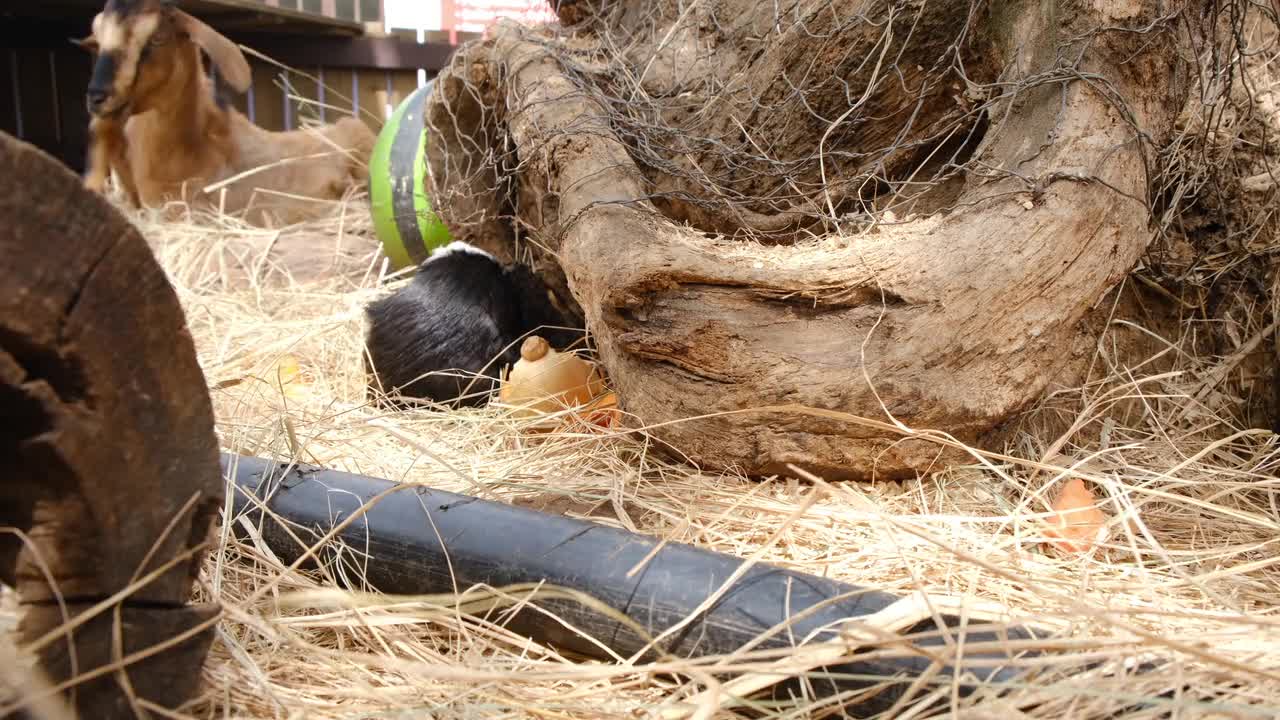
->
[427,0,1198,478]
[0,131,222,717]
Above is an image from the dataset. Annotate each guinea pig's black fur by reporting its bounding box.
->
[364,243,583,407]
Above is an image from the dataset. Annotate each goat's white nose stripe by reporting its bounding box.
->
[93,13,160,54]
[94,15,127,52]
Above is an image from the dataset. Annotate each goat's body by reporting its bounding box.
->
[83,21,375,226]
[121,102,374,224]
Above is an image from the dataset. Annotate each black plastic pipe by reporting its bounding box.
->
[221,453,1043,714]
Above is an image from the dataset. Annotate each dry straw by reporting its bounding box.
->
[6,184,1267,717]
[6,7,1280,718]
[0,190,1277,716]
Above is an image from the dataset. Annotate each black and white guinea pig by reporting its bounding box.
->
[364,242,584,407]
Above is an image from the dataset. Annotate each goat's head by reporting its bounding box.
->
[76,0,251,117]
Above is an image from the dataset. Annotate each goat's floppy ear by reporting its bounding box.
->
[71,35,100,54]
[171,10,252,94]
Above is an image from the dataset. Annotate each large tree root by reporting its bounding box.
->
[0,132,223,718]
[427,0,1198,478]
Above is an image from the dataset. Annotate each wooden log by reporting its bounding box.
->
[0,131,222,718]
[425,1,1202,479]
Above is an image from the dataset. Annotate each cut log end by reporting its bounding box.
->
[0,131,223,717]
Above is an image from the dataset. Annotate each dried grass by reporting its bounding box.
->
[6,10,1280,717]
[1,188,1277,717]
[6,188,1251,719]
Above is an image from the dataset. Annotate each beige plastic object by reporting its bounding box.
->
[498,336,606,421]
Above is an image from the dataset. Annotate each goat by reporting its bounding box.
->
[364,242,586,407]
[78,0,376,225]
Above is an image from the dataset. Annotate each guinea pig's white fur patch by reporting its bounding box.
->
[425,241,494,264]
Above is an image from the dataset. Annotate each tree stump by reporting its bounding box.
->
[0,132,222,718]
[424,0,1207,478]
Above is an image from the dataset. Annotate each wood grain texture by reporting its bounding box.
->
[424,0,1198,479]
[0,131,222,717]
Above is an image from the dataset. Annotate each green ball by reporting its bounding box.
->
[368,81,452,270]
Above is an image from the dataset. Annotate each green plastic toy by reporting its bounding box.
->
[368,80,453,269]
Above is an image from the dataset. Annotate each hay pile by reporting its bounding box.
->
[44,182,1258,718]
[0,190,1276,717]
[5,12,1280,716]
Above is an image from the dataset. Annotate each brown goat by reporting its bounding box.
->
[79,0,376,225]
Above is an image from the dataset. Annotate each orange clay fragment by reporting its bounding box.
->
[582,391,620,429]
[498,336,608,427]
[1044,477,1107,554]
[274,354,310,401]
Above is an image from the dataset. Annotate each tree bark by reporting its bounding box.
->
[426,0,1199,479]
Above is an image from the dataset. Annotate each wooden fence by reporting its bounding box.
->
[1,2,447,174]
[229,60,424,135]
[259,0,385,24]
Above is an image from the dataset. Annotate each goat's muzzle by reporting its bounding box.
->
[86,88,111,114]
[86,51,125,117]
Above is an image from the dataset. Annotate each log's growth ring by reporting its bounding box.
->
[0,132,223,718]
